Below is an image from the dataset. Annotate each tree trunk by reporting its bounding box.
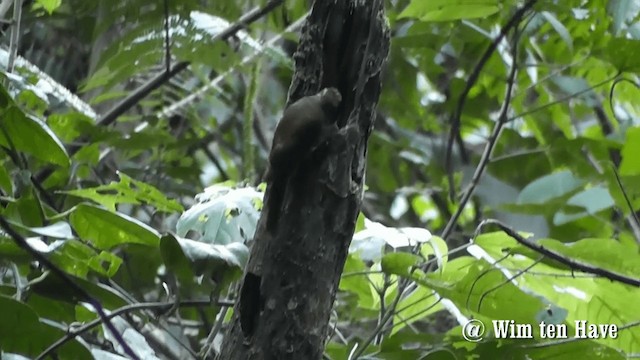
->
[219,0,389,358]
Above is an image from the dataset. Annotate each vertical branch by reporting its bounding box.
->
[7,0,22,73]
[242,62,261,180]
[163,0,171,73]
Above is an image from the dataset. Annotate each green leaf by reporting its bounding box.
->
[339,254,377,309]
[177,185,262,245]
[599,38,640,72]
[10,221,74,239]
[8,174,44,227]
[399,0,499,22]
[553,186,615,225]
[160,233,248,289]
[47,112,96,143]
[423,257,549,326]
[70,203,160,249]
[550,76,598,107]
[473,233,640,354]
[540,12,573,53]
[31,272,129,309]
[392,286,443,335]
[606,0,633,35]
[0,107,69,168]
[517,170,584,204]
[381,252,422,277]
[620,127,640,176]
[160,233,196,284]
[0,295,91,358]
[522,237,640,278]
[51,240,123,278]
[420,235,448,271]
[35,0,62,14]
[64,172,183,213]
[0,160,12,193]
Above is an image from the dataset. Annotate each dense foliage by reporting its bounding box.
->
[0,0,638,359]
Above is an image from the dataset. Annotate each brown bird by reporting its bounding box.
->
[265,87,342,231]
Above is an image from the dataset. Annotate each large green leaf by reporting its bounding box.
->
[0,160,12,193]
[64,172,183,213]
[0,106,69,168]
[553,186,615,225]
[620,127,640,176]
[31,272,129,309]
[69,203,160,249]
[517,170,584,204]
[598,38,640,72]
[474,233,640,354]
[339,254,377,310]
[176,185,262,245]
[0,295,91,359]
[161,233,248,283]
[381,252,423,277]
[35,0,62,14]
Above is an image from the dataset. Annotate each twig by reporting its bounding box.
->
[445,0,537,200]
[36,299,228,360]
[163,0,171,74]
[200,305,230,359]
[506,75,618,122]
[607,75,634,120]
[349,278,409,359]
[158,11,304,118]
[441,27,521,241]
[96,0,282,130]
[611,164,640,243]
[0,216,140,360]
[6,0,21,73]
[389,293,440,334]
[476,219,640,287]
[476,256,542,311]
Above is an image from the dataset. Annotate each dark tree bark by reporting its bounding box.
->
[219,0,389,358]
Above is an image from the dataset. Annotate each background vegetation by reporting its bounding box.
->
[0,0,638,359]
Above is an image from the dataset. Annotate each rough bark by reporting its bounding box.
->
[219,0,389,358]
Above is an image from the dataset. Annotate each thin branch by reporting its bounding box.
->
[158,12,304,118]
[476,219,640,287]
[6,0,22,73]
[611,164,640,244]
[441,27,521,241]
[34,0,285,183]
[163,0,171,74]
[0,216,140,360]
[199,305,230,359]
[445,0,537,200]
[507,75,618,122]
[96,0,283,130]
[477,256,542,311]
[349,279,407,359]
[36,299,228,360]
[607,75,635,120]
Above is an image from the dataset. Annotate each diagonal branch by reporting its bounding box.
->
[444,0,537,201]
[476,219,640,287]
[36,299,230,360]
[34,0,284,183]
[0,216,140,360]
